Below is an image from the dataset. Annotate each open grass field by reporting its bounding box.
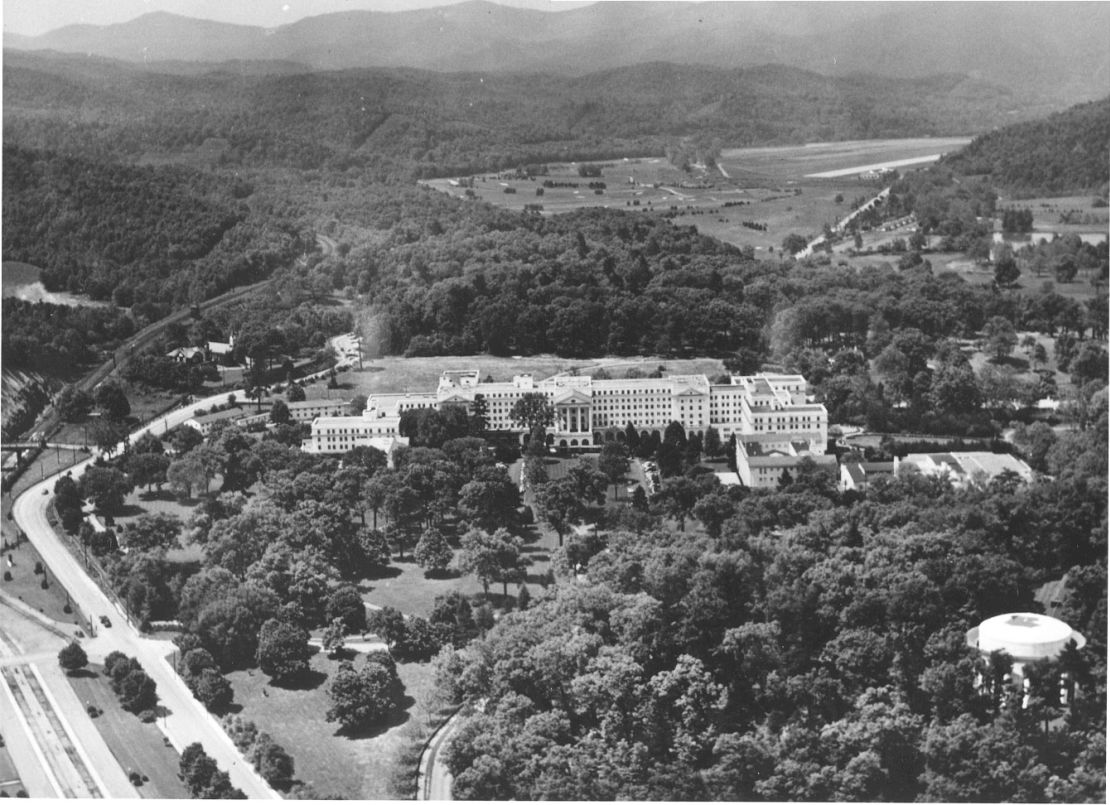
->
[937,256,1103,302]
[225,650,439,800]
[1,539,75,624]
[67,666,190,799]
[319,355,727,399]
[422,138,972,254]
[997,194,1109,236]
[363,549,555,615]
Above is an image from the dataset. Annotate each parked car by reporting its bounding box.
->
[99,615,111,627]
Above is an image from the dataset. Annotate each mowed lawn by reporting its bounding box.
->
[1,538,75,623]
[363,521,558,616]
[692,183,864,253]
[320,355,727,400]
[225,651,438,800]
[67,667,190,799]
[938,257,1102,303]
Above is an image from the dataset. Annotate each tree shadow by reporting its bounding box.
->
[115,504,147,518]
[334,695,414,740]
[68,668,99,679]
[992,355,1030,370]
[164,495,201,508]
[518,524,544,546]
[270,667,328,692]
[137,489,180,503]
[422,568,460,581]
[481,592,519,610]
[358,566,403,592]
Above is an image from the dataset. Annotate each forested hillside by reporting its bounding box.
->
[291,187,1103,354]
[4,53,1015,180]
[2,145,305,312]
[942,97,1110,195]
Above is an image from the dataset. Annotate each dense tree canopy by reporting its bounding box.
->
[435,407,1107,800]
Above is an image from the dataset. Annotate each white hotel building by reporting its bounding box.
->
[304,370,828,480]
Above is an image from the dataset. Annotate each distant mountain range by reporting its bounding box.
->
[5,1,1108,106]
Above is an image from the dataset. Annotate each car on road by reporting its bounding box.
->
[99,615,112,627]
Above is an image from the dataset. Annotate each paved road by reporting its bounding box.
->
[419,708,465,801]
[11,391,282,799]
[795,186,892,259]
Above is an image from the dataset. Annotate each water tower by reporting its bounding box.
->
[967,612,1087,706]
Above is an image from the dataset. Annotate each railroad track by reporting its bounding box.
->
[0,632,101,798]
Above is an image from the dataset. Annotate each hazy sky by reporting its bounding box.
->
[2,0,592,36]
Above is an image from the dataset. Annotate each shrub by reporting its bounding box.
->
[58,642,88,674]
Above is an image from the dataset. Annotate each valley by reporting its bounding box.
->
[1,3,1107,802]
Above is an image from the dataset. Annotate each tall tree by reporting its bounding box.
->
[598,443,630,500]
[459,528,505,596]
[533,477,584,546]
[79,466,133,514]
[458,466,520,531]
[982,316,1018,362]
[414,525,454,576]
[510,392,555,434]
[57,385,94,423]
[120,512,182,552]
[326,658,402,730]
[256,618,313,682]
[94,381,131,420]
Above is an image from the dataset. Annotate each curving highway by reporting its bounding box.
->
[7,231,336,798]
[18,232,332,444]
[11,392,282,799]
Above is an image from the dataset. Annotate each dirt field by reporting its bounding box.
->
[717,138,972,183]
